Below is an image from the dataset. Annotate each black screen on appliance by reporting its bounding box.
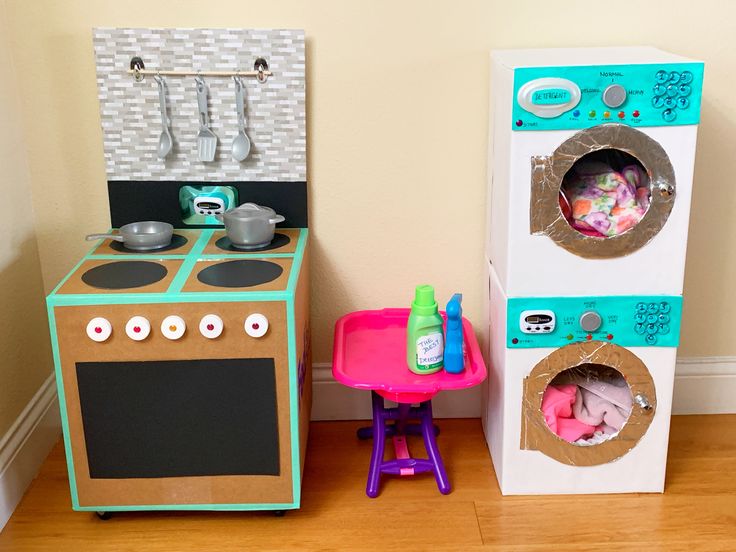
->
[75,358,280,479]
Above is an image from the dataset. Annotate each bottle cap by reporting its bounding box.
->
[412,285,438,315]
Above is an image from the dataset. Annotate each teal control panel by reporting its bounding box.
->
[512,63,703,131]
[506,295,682,348]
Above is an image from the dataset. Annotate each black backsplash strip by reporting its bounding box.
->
[108,181,308,228]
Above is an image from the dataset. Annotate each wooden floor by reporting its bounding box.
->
[2,415,736,551]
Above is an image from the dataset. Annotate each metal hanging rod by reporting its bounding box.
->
[128,56,272,83]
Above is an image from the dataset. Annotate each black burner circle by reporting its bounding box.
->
[109,234,188,253]
[81,261,168,289]
[215,233,291,252]
[197,260,283,288]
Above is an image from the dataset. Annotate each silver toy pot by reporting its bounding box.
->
[86,221,174,251]
[216,203,285,249]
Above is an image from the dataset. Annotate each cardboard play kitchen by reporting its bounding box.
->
[46,28,310,516]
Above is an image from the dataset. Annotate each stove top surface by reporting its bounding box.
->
[51,228,306,299]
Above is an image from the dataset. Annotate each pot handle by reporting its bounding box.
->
[269,215,285,224]
[214,213,224,223]
[86,233,124,242]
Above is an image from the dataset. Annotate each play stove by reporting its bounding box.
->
[47,228,311,514]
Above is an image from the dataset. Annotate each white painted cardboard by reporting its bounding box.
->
[487,47,701,296]
[482,262,677,495]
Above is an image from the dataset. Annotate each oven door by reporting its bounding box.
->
[52,302,294,509]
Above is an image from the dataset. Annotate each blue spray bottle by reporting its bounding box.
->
[444,294,464,374]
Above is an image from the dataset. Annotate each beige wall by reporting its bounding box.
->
[0,1,53,435]
[1,0,733,365]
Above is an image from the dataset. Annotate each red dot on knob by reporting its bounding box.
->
[632,110,640,118]
[94,327,102,334]
[607,334,614,340]
[207,323,214,331]
[252,323,260,330]
[586,334,593,340]
[133,326,141,333]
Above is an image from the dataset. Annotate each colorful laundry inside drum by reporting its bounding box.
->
[561,161,651,238]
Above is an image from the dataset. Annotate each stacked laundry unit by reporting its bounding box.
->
[482,47,703,494]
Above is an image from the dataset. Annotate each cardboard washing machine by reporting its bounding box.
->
[482,263,680,495]
[486,47,704,296]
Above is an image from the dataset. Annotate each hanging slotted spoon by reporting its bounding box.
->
[231,75,251,162]
[154,75,173,159]
[195,76,217,162]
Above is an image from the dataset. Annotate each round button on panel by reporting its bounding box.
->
[199,314,224,339]
[653,83,667,96]
[636,303,648,314]
[634,323,646,335]
[652,96,665,108]
[125,316,151,341]
[680,71,694,84]
[602,84,627,108]
[659,324,671,335]
[161,315,186,340]
[655,70,669,84]
[647,303,660,314]
[645,334,658,345]
[646,313,658,324]
[635,313,647,324]
[86,317,112,342]
[580,311,602,332]
[668,71,681,84]
[662,109,677,122]
[244,313,269,338]
[664,96,676,109]
[677,97,690,109]
[660,302,671,314]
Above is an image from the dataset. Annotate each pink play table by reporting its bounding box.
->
[332,308,487,497]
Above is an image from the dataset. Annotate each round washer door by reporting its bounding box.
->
[530,124,676,259]
[521,340,657,466]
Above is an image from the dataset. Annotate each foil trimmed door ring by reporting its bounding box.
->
[530,124,676,259]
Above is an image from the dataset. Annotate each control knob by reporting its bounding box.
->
[602,84,627,108]
[579,311,602,333]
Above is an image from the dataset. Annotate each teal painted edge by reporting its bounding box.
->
[287,228,308,295]
[45,305,81,509]
[506,295,683,348]
[73,502,298,512]
[47,255,92,298]
[167,229,213,293]
[47,290,290,307]
[286,295,301,505]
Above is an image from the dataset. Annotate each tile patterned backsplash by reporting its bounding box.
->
[93,28,306,181]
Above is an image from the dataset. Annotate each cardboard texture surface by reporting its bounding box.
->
[54,301,294,506]
[521,341,657,466]
[57,259,183,295]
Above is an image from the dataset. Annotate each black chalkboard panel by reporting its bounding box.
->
[76,358,280,479]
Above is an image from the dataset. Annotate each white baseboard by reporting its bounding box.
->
[311,358,736,420]
[0,374,61,531]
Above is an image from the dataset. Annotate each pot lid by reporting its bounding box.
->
[224,203,277,221]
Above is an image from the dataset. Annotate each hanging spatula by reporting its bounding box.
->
[195,76,217,162]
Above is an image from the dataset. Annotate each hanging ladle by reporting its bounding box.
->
[154,75,173,159]
[231,75,251,162]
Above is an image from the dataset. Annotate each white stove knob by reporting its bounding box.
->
[161,315,186,340]
[86,317,112,342]
[125,316,151,341]
[199,314,224,339]
[244,313,269,338]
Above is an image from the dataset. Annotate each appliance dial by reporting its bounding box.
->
[579,311,602,333]
[125,316,151,341]
[244,313,269,338]
[86,317,112,342]
[602,84,627,108]
[199,314,224,339]
[161,315,186,340]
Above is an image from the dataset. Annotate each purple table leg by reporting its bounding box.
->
[419,400,451,494]
[366,391,386,498]
[361,391,450,497]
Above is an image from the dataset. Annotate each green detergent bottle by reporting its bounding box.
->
[406,285,445,375]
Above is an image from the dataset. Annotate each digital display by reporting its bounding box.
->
[196,201,221,209]
[524,314,553,325]
[531,88,571,106]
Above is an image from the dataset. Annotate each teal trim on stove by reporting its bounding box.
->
[72,502,298,512]
[507,295,682,348]
[48,255,91,297]
[47,290,291,307]
[286,296,301,505]
[287,229,308,294]
[45,305,82,509]
[85,254,190,261]
[167,229,213,293]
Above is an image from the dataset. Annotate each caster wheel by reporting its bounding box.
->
[96,511,112,520]
[273,510,285,517]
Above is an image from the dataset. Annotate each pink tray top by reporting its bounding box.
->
[332,308,487,403]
